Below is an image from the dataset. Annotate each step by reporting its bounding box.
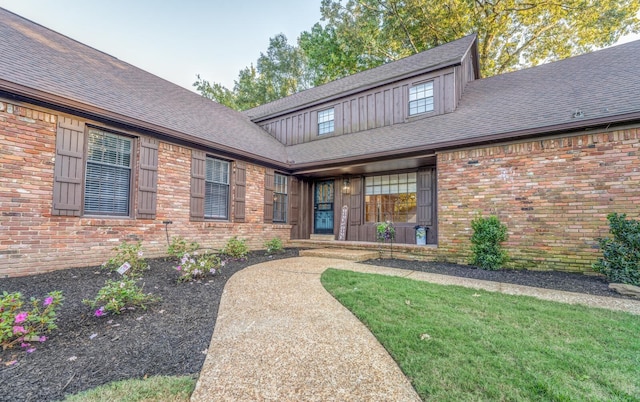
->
[309,234,336,241]
[299,248,379,262]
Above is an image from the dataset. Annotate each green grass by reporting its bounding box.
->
[321,269,640,401]
[64,375,196,402]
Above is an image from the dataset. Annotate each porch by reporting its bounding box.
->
[289,234,440,262]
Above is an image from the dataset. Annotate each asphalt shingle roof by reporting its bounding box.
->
[245,34,477,120]
[285,39,640,166]
[0,8,288,165]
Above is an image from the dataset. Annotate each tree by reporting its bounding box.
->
[193,34,309,110]
[301,0,640,80]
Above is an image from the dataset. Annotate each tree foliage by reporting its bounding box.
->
[196,0,640,109]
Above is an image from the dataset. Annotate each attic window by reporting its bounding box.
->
[409,82,434,116]
[318,108,335,135]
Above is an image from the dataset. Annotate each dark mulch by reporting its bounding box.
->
[364,258,628,299]
[0,249,299,402]
[0,250,629,402]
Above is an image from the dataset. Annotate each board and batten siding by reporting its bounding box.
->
[257,49,477,146]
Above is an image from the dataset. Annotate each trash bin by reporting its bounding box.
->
[414,225,428,245]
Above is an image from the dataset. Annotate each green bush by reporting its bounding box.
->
[221,236,249,259]
[167,236,200,260]
[83,277,159,316]
[593,213,640,286]
[470,215,508,270]
[264,238,284,255]
[176,252,224,282]
[102,241,149,278]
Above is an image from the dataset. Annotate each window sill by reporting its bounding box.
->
[80,217,135,227]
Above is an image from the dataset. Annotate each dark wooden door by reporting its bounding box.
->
[314,180,334,234]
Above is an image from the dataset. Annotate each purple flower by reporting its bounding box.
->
[26,348,36,353]
[20,342,30,348]
[14,312,28,323]
[43,296,54,306]
[39,336,47,342]
[95,307,105,317]
[177,265,182,271]
[13,326,25,334]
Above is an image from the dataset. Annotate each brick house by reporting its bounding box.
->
[1,8,639,277]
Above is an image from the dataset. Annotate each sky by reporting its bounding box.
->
[1,1,639,93]
[0,0,322,90]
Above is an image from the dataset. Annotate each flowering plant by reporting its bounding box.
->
[376,221,396,242]
[102,241,149,278]
[1,290,63,351]
[167,236,200,260]
[83,277,159,315]
[176,252,224,282]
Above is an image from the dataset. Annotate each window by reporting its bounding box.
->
[408,82,434,116]
[365,173,417,223]
[318,108,335,135]
[84,129,132,215]
[273,173,288,222]
[204,157,230,219]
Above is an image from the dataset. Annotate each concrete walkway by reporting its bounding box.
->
[191,257,640,401]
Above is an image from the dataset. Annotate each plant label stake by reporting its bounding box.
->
[117,262,131,275]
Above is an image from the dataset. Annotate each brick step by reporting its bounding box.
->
[299,248,379,262]
[309,234,336,241]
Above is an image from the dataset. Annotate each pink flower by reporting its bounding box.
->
[177,265,182,271]
[39,336,47,342]
[95,307,105,317]
[20,342,30,348]
[43,296,54,306]
[12,326,25,334]
[26,348,36,353]
[14,312,28,323]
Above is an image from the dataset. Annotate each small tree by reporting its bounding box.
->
[593,213,640,286]
[470,215,508,270]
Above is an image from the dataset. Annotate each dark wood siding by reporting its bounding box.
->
[52,117,85,216]
[234,161,246,222]
[136,136,158,219]
[190,150,206,221]
[257,67,460,145]
[289,177,300,235]
[264,168,275,224]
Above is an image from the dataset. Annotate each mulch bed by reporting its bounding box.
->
[0,250,629,402]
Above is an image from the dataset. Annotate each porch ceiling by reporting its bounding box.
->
[293,154,436,178]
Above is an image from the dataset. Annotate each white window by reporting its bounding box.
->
[204,157,230,219]
[365,173,417,223]
[84,129,132,216]
[408,82,434,116]
[318,108,335,135]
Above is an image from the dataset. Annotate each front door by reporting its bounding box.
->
[314,180,334,234]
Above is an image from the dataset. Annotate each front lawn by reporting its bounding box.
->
[321,269,640,401]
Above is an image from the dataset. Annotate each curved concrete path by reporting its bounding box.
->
[191,257,640,401]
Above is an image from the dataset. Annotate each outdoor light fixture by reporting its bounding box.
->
[342,178,351,194]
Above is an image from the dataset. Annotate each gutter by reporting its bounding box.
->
[0,80,291,171]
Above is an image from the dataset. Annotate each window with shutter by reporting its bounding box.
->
[84,129,132,216]
[204,157,230,219]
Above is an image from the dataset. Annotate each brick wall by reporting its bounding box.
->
[0,100,291,277]
[437,128,640,272]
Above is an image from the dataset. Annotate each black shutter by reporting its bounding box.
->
[417,168,433,225]
[190,150,205,221]
[349,177,362,225]
[264,168,275,224]
[234,161,246,222]
[137,136,158,219]
[52,117,85,216]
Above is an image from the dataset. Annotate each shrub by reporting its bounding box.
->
[83,278,159,316]
[264,238,284,255]
[102,241,149,278]
[1,291,63,351]
[593,213,640,286]
[470,215,508,270]
[176,252,224,282]
[376,221,396,243]
[167,236,199,260]
[221,236,249,259]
